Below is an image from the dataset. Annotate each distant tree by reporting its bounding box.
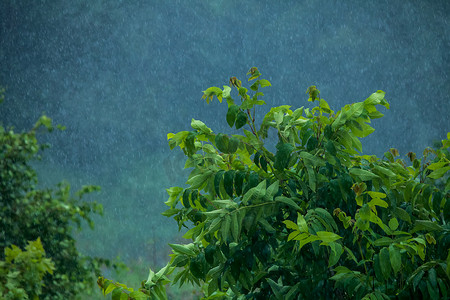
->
[0,91,109,299]
[99,68,450,299]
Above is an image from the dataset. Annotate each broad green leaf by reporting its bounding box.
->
[306,166,316,192]
[426,160,448,171]
[379,247,391,280]
[274,142,294,170]
[191,119,212,134]
[389,244,402,274]
[359,204,371,220]
[412,220,443,232]
[222,85,231,99]
[104,283,117,295]
[202,86,223,103]
[283,220,299,230]
[297,213,308,232]
[367,191,387,199]
[129,291,150,300]
[274,111,283,125]
[388,218,399,231]
[235,110,248,129]
[427,166,450,179]
[168,243,196,256]
[215,133,229,153]
[258,218,276,234]
[228,136,240,154]
[374,237,393,246]
[317,231,342,244]
[221,215,231,242]
[275,196,301,211]
[186,171,213,189]
[242,180,266,204]
[226,105,239,127]
[395,207,411,223]
[364,90,387,107]
[202,143,216,154]
[266,278,283,299]
[373,165,396,178]
[368,198,388,208]
[291,107,304,120]
[264,180,279,201]
[314,208,338,232]
[349,168,380,181]
[299,151,326,167]
[259,79,271,87]
[224,170,235,197]
[328,242,343,267]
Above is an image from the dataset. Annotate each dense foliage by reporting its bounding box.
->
[0,238,54,299]
[99,68,449,299]
[0,107,108,299]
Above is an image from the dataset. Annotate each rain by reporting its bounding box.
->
[0,0,449,295]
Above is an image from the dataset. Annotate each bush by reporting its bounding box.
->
[0,97,108,299]
[0,238,54,299]
[99,68,449,299]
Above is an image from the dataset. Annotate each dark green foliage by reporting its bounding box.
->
[0,109,108,299]
[99,68,450,299]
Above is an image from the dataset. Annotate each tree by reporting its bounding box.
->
[99,68,450,299]
[0,94,108,299]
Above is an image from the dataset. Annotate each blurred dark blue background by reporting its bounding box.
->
[0,0,448,265]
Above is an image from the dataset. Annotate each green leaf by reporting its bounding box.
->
[297,213,308,232]
[388,218,399,231]
[224,170,235,197]
[235,110,248,129]
[299,151,326,167]
[186,170,213,189]
[283,220,299,230]
[395,207,411,223]
[379,247,391,280]
[231,212,239,241]
[191,119,212,134]
[214,170,225,196]
[168,243,196,256]
[242,180,266,204]
[317,231,342,244]
[228,136,240,154]
[215,133,229,153]
[267,278,283,299]
[349,168,380,181]
[221,215,231,242]
[274,142,294,170]
[234,171,246,196]
[427,166,450,179]
[359,204,371,220]
[328,242,343,267]
[264,180,279,201]
[389,244,402,274]
[367,198,388,208]
[226,105,239,127]
[412,220,443,232]
[275,196,301,211]
[259,79,271,88]
[202,86,223,103]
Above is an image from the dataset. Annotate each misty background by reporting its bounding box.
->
[0,0,448,268]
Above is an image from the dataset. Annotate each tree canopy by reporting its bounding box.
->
[99,68,450,299]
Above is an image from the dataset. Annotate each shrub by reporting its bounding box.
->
[0,98,108,299]
[99,68,450,299]
[0,238,54,299]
